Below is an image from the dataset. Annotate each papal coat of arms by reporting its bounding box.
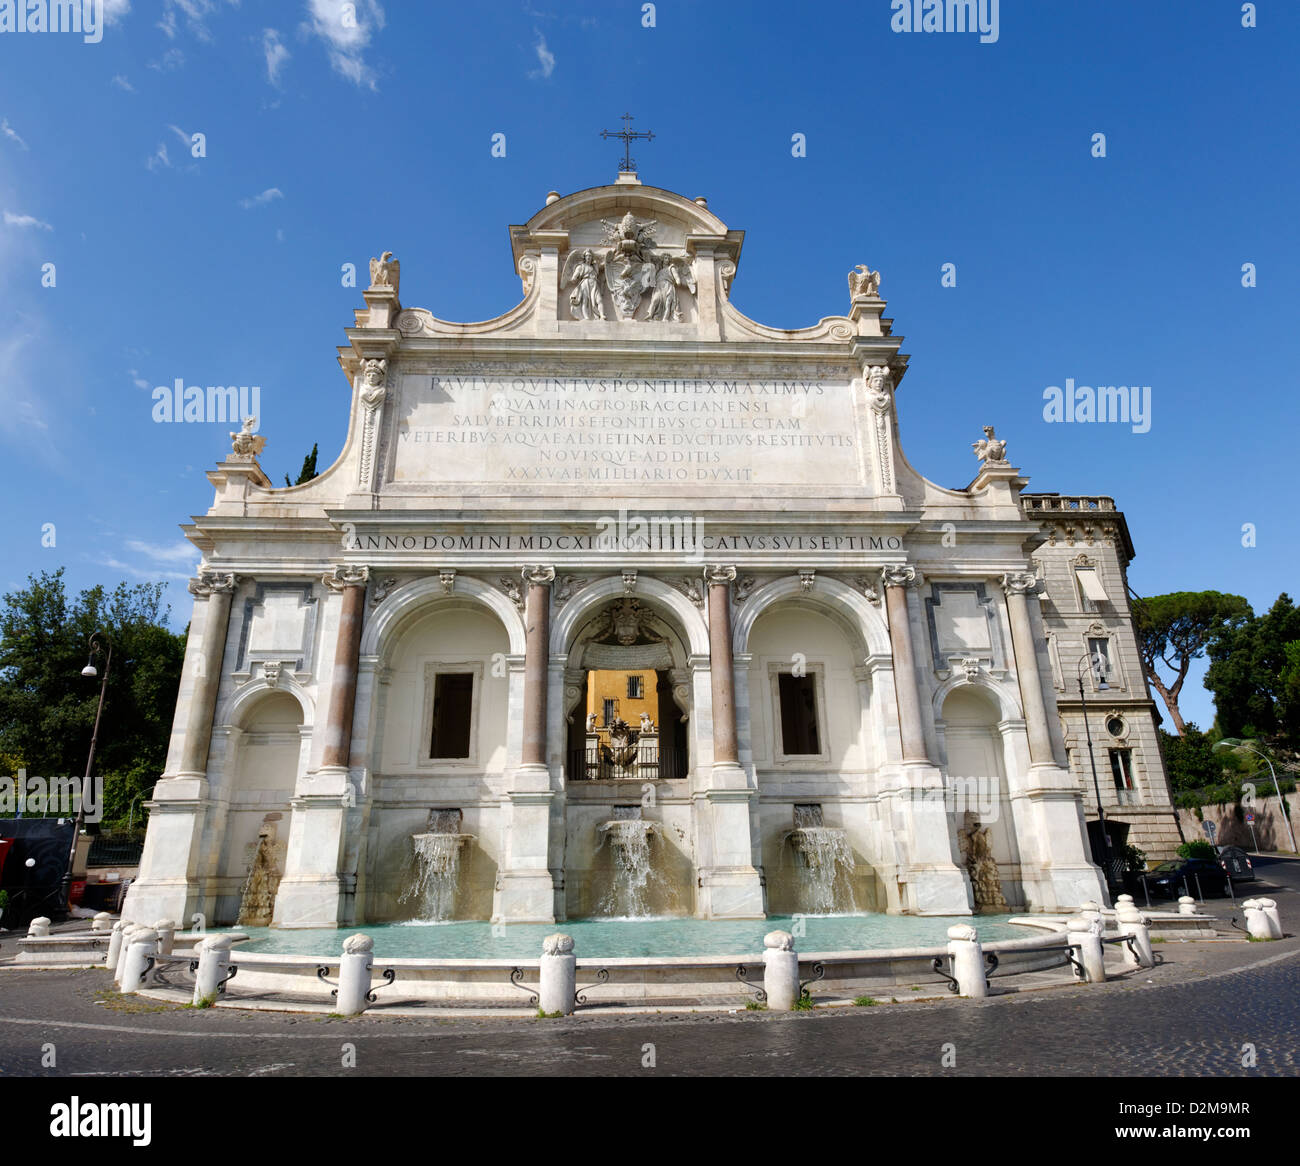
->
[560,213,696,322]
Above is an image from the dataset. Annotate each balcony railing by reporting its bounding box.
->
[567,741,688,782]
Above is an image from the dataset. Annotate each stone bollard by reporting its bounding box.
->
[105,921,127,971]
[335,934,375,1016]
[1066,914,1106,983]
[762,930,800,1011]
[115,926,147,986]
[91,912,113,933]
[192,935,234,1006]
[539,933,577,1015]
[1115,905,1154,969]
[153,918,177,956]
[1256,898,1282,940]
[27,916,51,938]
[1242,900,1274,941]
[118,928,159,993]
[1178,895,1198,916]
[1115,894,1135,908]
[946,923,987,998]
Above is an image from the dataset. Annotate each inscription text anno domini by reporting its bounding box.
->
[392,375,861,486]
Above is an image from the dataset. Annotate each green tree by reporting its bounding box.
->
[0,569,186,831]
[1159,725,1230,794]
[284,442,319,487]
[1205,593,1300,742]
[1131,590,1251,735]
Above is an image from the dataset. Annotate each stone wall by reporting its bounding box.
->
[1176,793,1299,854]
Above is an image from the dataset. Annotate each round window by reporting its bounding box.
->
[1106,716,1126,738]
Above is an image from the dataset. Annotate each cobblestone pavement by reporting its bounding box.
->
[0,937,1296,1077]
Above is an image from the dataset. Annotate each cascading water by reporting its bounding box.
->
[596,811,659,917]
[401,810,475,922]
[786,826,858,914]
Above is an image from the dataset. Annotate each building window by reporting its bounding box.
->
[777,673,821,756]
[429,672,474,758]
[626,675,644,699]
[1087,637,1111,684]
[1075,566,1109,612]
[602,698,618,726]
[1110,749,1136,803]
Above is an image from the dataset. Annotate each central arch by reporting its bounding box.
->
[548,576,707,919]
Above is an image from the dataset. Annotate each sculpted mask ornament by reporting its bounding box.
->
[848,264,882,299]
[359,358,387,408]
[229,416,265,458]
[705,563,737,586]
[522,564,556,587]
[865,365,893,411]
[367,251,400,294]
[972,425,1009,465]
[439,569,456,594]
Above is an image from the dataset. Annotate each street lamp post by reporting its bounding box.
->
[63,631,112,907]
[1213,739,1298,855]
[1077,649,1112,870]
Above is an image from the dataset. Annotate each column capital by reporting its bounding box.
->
[323,565,370,591]
[522,564,556,587]
[880,564,918,589]
[188,571,240,597]
[705,563,737,585]
[1001,571,1039,596]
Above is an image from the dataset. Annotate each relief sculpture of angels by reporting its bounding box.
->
[560,212,696,322]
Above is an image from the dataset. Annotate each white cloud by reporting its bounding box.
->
[159,0,222,43]
[3,211,52,230]
[103,0,132,24]
[98,555,192,583]
[111,74,136,92]
[303,0,386,90]
[125,539,201,566]
[146,142,171,171]
[1,120,28,151]
[148,47,186,72]
[167,123,192,146]
[528,31,555,79]
[129,369,150,390]
[239,187,283,209]
[263,28,290,86]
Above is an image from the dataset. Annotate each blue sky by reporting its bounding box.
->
[1,0,1295,731]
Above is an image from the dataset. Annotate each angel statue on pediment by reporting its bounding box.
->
[647,256,696,322]
[561,248,606,320]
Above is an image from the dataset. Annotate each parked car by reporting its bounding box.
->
[1139,858,1230,899]
[1216,846,1255,882]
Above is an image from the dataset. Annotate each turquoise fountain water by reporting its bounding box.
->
[229,913,1028,959]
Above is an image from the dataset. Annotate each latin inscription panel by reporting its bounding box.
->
[390,374,862,487]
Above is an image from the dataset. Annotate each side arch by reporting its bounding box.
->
[733,576,890,659]
[361,574,527,659]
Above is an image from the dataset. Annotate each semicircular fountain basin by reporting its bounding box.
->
[230,913,1030,959]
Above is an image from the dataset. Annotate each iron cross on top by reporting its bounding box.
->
[601,112,654,173]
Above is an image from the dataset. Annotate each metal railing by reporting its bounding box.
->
[567,741,688,781]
